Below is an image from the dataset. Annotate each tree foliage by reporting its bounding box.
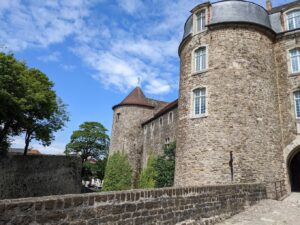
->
[154,142,176,188]
[21,69,69,154]
[65,121,110,162]
[138,152,157,189]
[102,152,132,191]
[82,158,107,181]
[0,52,68,155]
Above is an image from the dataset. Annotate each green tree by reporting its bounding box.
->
[154,142,176,188]
[102,152,132,191]
[138,153,157,189]
[65,122,110,162]
[82,158,107,181]
[0,53,68,155]
[0,53,27,154]
[21,69,69,155]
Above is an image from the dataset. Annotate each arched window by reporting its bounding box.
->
[287,10,300,30]
[193,88,206,116]
[194,47,206,72]
[290,48,300,73]
[294,91,300,119]
[159,117,163,127]
[196,10,206,32]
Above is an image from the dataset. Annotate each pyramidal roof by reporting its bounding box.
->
[112,87,154,110]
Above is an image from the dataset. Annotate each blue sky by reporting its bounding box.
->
[0,0,292,154]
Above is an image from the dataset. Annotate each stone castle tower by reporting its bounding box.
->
[109,87,168,186]
[110,0,300,193]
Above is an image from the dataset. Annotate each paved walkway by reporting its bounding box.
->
[216,193,300,225]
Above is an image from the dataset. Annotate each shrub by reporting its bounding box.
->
[154,142,176,188]
[138,153,157,189]
[102,152,132,191]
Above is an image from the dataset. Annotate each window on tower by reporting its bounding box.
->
[290,48,300,73]
[287,10,300,30]
[294,91,300,119]
[193,88,206,117]
[194,47,207,72]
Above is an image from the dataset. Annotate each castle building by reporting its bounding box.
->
[109,0,300,193]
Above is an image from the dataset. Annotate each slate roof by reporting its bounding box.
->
[270,0,300,14]
[112,87,155,110]
[142,99,178,126]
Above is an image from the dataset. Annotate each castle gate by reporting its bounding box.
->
[289,149,300,192]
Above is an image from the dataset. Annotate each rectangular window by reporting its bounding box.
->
[287,10,300,30]
[194,88,206,116]
[290,49,300,73]
[195,47,206,72]
[196,10,206,32]
[168,112,173,124]
[294,91,300,118]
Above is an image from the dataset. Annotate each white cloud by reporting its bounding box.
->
[0,0,94,51]
[117,0,143,14]
[38,51,61,62]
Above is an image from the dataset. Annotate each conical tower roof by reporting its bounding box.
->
[112,87,154,110]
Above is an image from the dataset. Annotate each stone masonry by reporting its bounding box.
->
[109,0,300,194]
[0,155,82,200]
[0,183,266,225]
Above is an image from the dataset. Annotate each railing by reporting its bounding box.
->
[266,180,287,200]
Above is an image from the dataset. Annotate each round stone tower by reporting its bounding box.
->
[109,87,155,187]
[175,0,285,186]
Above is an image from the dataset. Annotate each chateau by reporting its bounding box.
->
[109,0,300,193]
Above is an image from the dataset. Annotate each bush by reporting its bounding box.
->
[154,142,176,188]
[138,153,157,188]
[102,152,132,191]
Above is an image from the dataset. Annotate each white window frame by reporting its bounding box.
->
[191,87,207,118]
[168,112,173,124]
[193,8,208,34]
[192,46,208,74]
[286,9,300,31]
[294,90,300,119]
[290,48,300,74]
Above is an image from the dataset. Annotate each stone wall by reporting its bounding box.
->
[142,107,178,168]
[109,105,156,187]
[0,183,266,225]
[175,24,285,187]
[0,155,81,200]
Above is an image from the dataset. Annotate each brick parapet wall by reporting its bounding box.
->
[0,183,266,225]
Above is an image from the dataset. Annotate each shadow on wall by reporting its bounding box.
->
[0,154,82,200]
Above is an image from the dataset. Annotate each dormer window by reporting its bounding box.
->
[290,48,300,73]
[196,10,206,32]
[287,10,300,30]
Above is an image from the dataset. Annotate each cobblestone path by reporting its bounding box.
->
[216,193,300,225]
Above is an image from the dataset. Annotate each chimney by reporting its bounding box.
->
[266,0,272,11]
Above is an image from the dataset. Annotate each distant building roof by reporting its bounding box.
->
[112,87,155,110]
[28,149,41,155]
[269,1,300,14]
[9,148,41,155]
[142,99,178,126]
[9,148,24,153]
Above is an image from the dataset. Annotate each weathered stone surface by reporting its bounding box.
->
[0,155,82,200]
[0,183,266,225]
